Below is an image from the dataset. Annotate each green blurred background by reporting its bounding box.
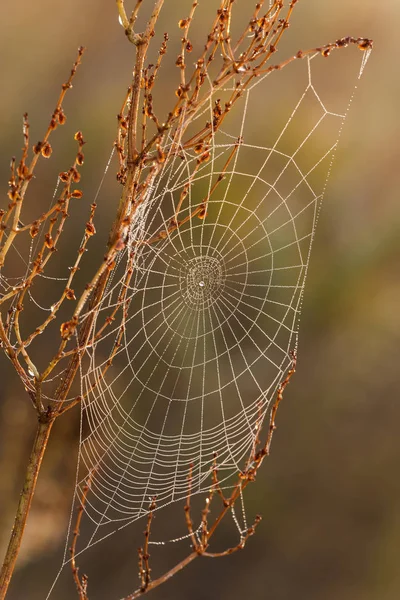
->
[0,1,399,599]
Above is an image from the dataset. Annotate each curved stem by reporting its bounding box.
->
[0,414,55,599]
[124,552,198,600]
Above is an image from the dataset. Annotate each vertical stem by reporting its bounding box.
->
[0,414,54,599]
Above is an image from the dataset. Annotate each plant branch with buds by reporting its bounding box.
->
[0,1,372,598]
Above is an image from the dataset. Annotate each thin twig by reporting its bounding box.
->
[70,475,93,600]
[138,497,157,592]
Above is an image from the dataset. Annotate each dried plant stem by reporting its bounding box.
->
[0,414,55,600]
[70,477,92,600]
[124,552,199,600]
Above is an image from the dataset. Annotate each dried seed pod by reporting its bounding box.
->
[77,152,84,165]
[7,188,19,201]
[59,171,69,182]
[198,205,207,219]
[71,168,81,183]
[58,109,67,125]
[74,131,85,144]
[41,143,52,158]
[33,141,43,155]
[358,38,373,50]
[71,190,83,198]
[60,318,77,339]
[44,234,54,249]
[30,224,39,238]
[194,142,205,154]
[85,222,96,236]
[65,288,76,300]
[17,163,30,179]
[178,19,188,28]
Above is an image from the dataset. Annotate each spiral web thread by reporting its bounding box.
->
[51,48,370,575]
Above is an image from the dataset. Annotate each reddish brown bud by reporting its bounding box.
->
[85,222,96,236]
[65,288,76,300]
[194,143,204,154]
[33,142,43,155]
[74,131,84,144]
[41,143,52,158]
[358,38,373,50]
[58,110,67,125]
[198,204,207,219]
[7,188,19,201]
[71,168,81,183]
[60,318,77,339]
[44,234,54,249]
[30,224,39,238]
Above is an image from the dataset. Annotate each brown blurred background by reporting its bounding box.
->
[0,1,399,599]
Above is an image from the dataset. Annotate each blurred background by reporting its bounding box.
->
[0,1,399,599]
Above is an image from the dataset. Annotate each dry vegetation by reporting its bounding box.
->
[0,1,371,598]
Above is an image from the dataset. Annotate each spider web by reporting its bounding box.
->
[47,46,370,593]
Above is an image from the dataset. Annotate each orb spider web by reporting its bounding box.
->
[48,46,371,591]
